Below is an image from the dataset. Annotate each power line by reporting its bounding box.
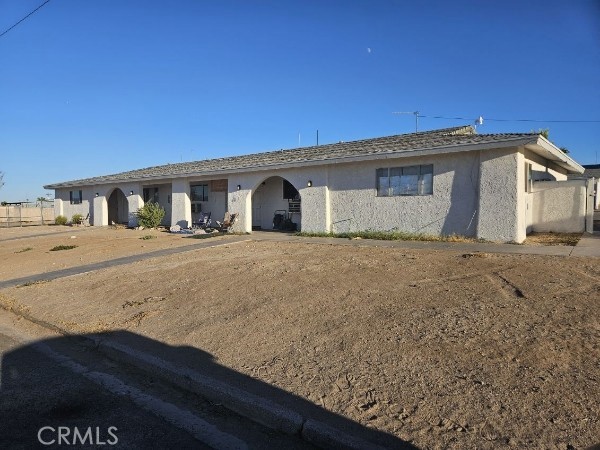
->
[418,114,600,124]
[0,0,52,39]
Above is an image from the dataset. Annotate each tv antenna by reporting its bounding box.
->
[392,111,420,132]
[474,116,484,130]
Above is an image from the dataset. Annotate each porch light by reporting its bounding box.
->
[129,190,134,196]
[95,193,99,197]
[236,184,241,190]
[307,180,312,187]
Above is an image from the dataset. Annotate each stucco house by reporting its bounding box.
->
[44,125,591,243]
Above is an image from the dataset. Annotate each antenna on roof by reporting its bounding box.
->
[392,111,420,132]
[474,116,484,130]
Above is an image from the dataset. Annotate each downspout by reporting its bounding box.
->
[473,150,483,238]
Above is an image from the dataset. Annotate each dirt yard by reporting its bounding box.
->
[1,227,598,449]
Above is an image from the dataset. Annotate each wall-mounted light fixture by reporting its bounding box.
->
[95,193,99,197]
[236,184,241,190]
[307,180,313,187]
[129,190,134,196]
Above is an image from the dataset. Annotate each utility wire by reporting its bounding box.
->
[0,0,52,39]
[418,114,600,124]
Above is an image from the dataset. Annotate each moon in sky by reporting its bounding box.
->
[367,47,372,53]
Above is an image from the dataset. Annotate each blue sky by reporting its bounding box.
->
[1,0,599,202]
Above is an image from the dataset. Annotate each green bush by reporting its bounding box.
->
[50,245,77,251]
[134,202,165,229]
[71,213,83,225]
[55,215,68,225]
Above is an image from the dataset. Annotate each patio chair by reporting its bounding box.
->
[194,212,211,229]
[215,212,238,232]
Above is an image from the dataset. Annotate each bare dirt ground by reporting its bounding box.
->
[0,225,230,279]
[1,227,599,449]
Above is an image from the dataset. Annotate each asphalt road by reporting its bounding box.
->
[0,322,314,450]
[0,329,212,449]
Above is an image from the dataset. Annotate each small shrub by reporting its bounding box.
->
[15,247,33,253]
[134,202,165,229]
[140,235,156,240]
[71,213,83,225]
[55,215,68,225]
[190,233,220,240]
[50,245,78,251]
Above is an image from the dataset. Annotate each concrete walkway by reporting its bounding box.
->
[250,231,600,257]
[570,233,600,257]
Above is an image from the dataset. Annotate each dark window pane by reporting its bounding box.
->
[283,180,299,200]
[389,168,402,196]
[190,185,208,202]
[419,172,433,195]
[376,168,389,196]
[420,164,433,175]
[400,166,419,195]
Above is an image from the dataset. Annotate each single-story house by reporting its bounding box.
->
[44,125,592,243]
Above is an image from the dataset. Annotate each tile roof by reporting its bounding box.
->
[45,125,539,188]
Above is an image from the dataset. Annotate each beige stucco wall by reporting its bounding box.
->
[531,180,587,233]
[89,183,143,227]
[227,166,328,233]
[55,188,93,223]
[477,148,523,242]
[327,152,480,236]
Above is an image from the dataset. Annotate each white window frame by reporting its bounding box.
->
[377,164,433,197]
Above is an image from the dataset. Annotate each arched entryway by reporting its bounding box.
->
[107,189,129,225]
[251,176,301,231]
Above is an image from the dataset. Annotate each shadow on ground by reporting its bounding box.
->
[1,330,416,449]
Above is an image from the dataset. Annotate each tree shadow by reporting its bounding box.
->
[1,330,417,449]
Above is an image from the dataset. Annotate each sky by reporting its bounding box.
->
[1,0,599,202]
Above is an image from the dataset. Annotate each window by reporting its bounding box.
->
[70,190,82,204]
[143,187,159,203]
[190,184,208,202]
[190,184,208,214]
[377,165,433,196]
[283,180,300,200]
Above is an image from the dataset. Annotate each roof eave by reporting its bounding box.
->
[524,136,585,174]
